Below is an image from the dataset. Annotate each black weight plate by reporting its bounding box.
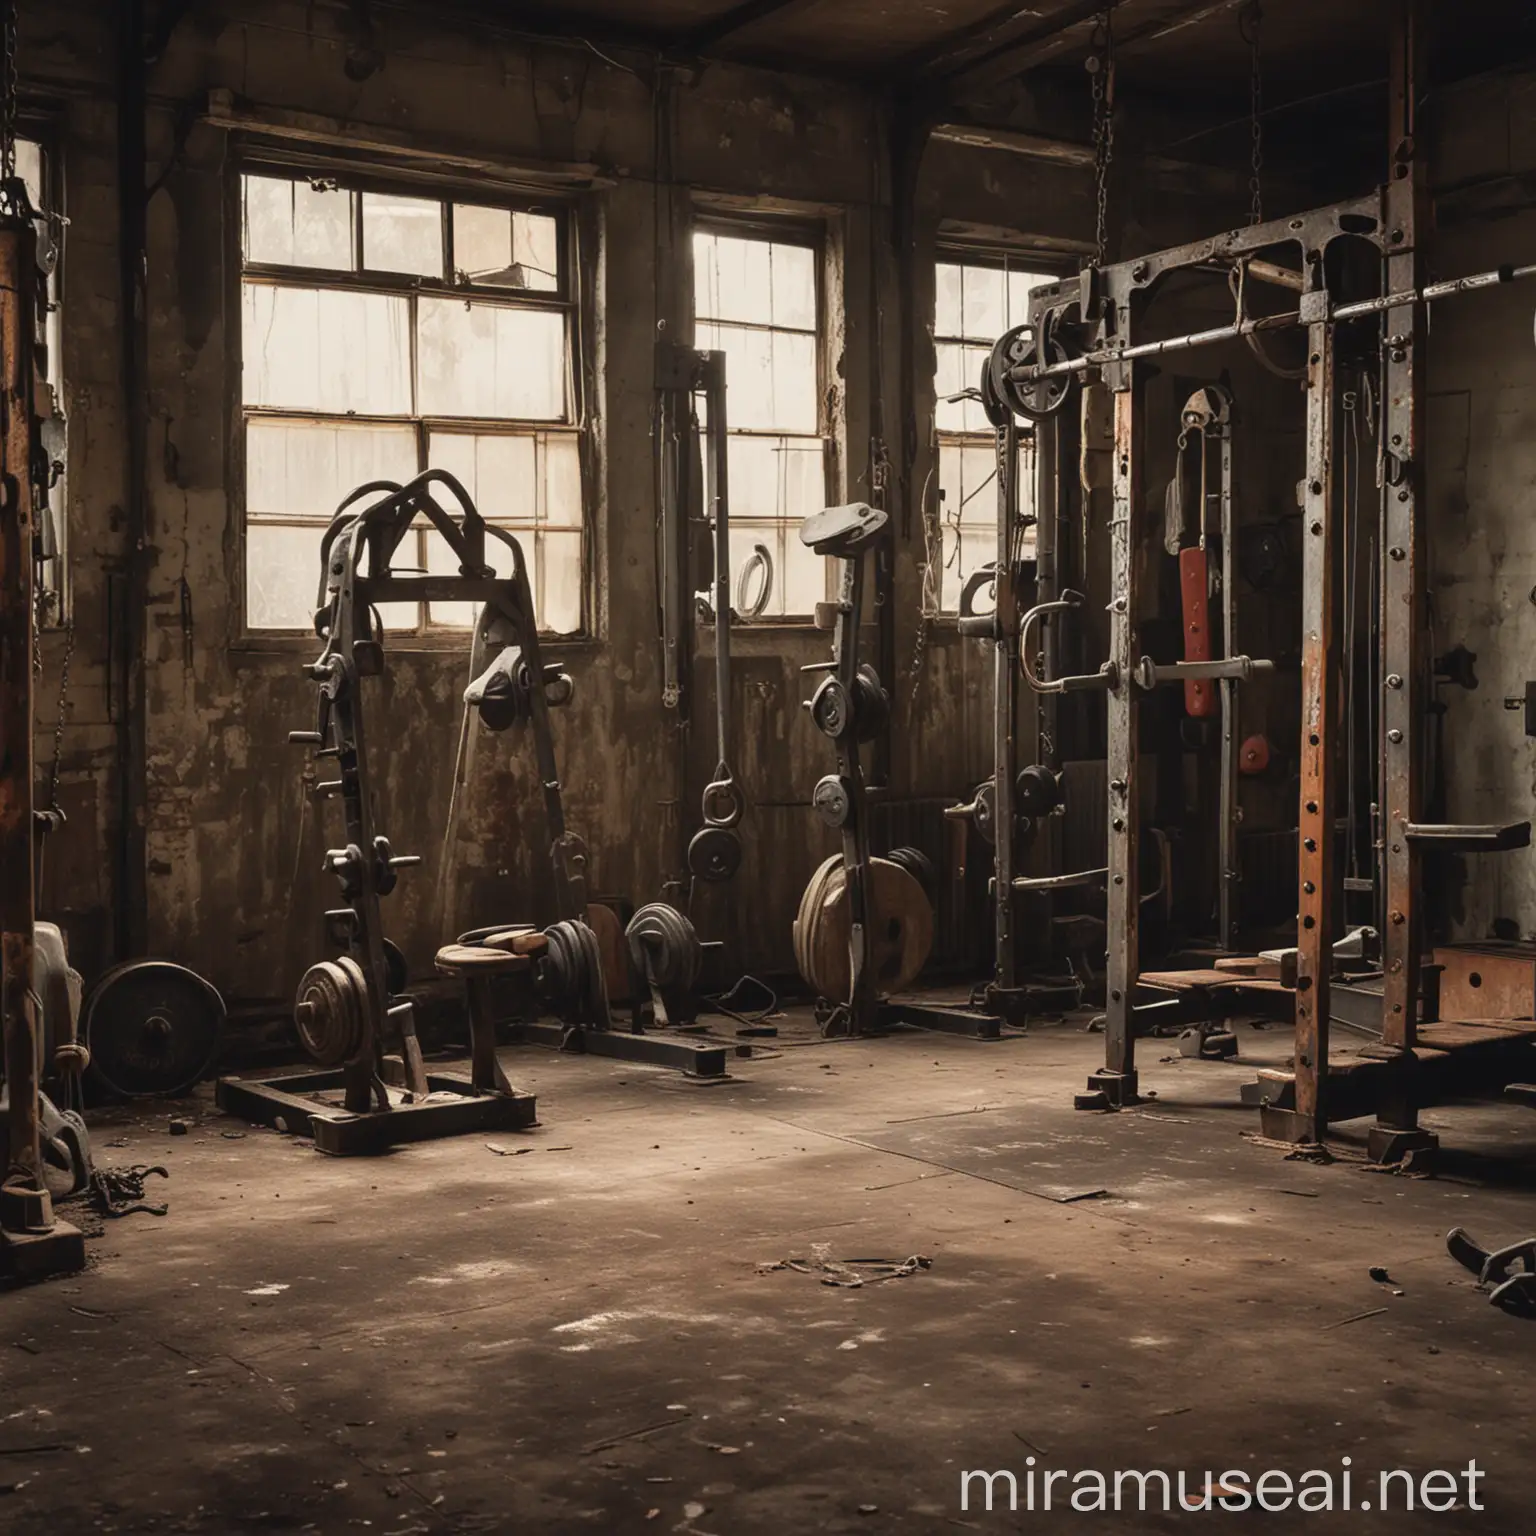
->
[84,960,226,1099]
[383,937,409,996]
[688,825,743,883]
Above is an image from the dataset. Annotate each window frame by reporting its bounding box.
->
[690,210,835,627]
[231,153,592,647]
[930,243,1069,621]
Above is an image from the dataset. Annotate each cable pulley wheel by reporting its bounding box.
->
[989,322,1075,422]
[83,960,227,1100]
[626,903,703,992]
[293,957,368,1068]
[701,772,744,829]
[688,824,742,883]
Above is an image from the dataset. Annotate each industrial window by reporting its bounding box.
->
[932,257,1050,614]
[239,170,584,635]
[693,225,829,619]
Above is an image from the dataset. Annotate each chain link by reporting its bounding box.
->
[1088,13,1115,265]
[45,616,74,815]
[1244,1,1264,226]
[1,0,17,184]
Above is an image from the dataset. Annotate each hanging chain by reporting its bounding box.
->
[45,615,75,815]
[1244,1,1264,226]
[1088,13,1115,265]
[1,0,17,191]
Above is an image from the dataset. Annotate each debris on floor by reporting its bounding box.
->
[759,1242,932,1287]
[1447,1227,1536,1316]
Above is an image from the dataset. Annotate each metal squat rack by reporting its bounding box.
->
[985,12,1536,1153]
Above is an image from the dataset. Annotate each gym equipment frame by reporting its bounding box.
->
[993,2,1536,1149]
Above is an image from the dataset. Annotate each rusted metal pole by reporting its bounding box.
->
[1372,0,1436,1163]
[1096,370,1142,1106]
[0,217,45,1209]
[1288,322,1338,1145]
[993,416,1020,997]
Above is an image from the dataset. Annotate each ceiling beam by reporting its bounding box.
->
[939,0,1244,103]
[680,0,821,51]
[891,4,1054,80]
[928,0,1123,87]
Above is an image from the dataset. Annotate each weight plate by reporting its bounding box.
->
[1015,764,1061,818]
[626,903,703,992]
[972,780,998,846]
[84,960,226,1099]
[792,857,934,1003]
[688,824,742,883]
[383,937,409,996]
[852,664,889,743]
[885,845,937,900]
[809,677,853,741]
[293,958,366,1068]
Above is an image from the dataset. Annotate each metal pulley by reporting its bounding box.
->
[813,774,854,829]
[84,960,227,1100]
[293,957,368,1068]
[626,903,703,993]
[988,321,1076,421]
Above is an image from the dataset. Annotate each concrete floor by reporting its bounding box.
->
[6,1006,1536,1534]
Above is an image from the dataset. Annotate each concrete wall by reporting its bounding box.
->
[23,0,1271,1012]
[1425,65,1536,940]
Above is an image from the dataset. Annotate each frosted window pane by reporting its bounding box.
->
[724,435,824,526]
[778,526,827,615]
[424,522,516,629]
[242,284,411,413]
[362,192,443,278]
[695,231,768,325]
[247,524,325,629]
[429,432,537,521]
[243,175,353,270]
[695,232,814,329]
[769,242,816,330]
[417,299,566,420]
[697,323,816,433]
[1007,269,1051,328]
[16,140,42,214]
[957,442,999,528]
[513,213,560,292]
[246,420,417,521]
[962,265,1007,341]
[539,529,584,634]
[935,343,993,432]
[453,204,512,284]
[935,262,965,338]
[544,435,583,527]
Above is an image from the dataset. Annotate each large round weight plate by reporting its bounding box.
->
[586,901,632,1004]
[809,677,854,741]
[812,774,853,829]
[626,902,703,992]
[688,824,742,883]
[294,958,366,1068]
[792,857,934,1002]
[84,960,226,1099]
[383,937,409,996]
